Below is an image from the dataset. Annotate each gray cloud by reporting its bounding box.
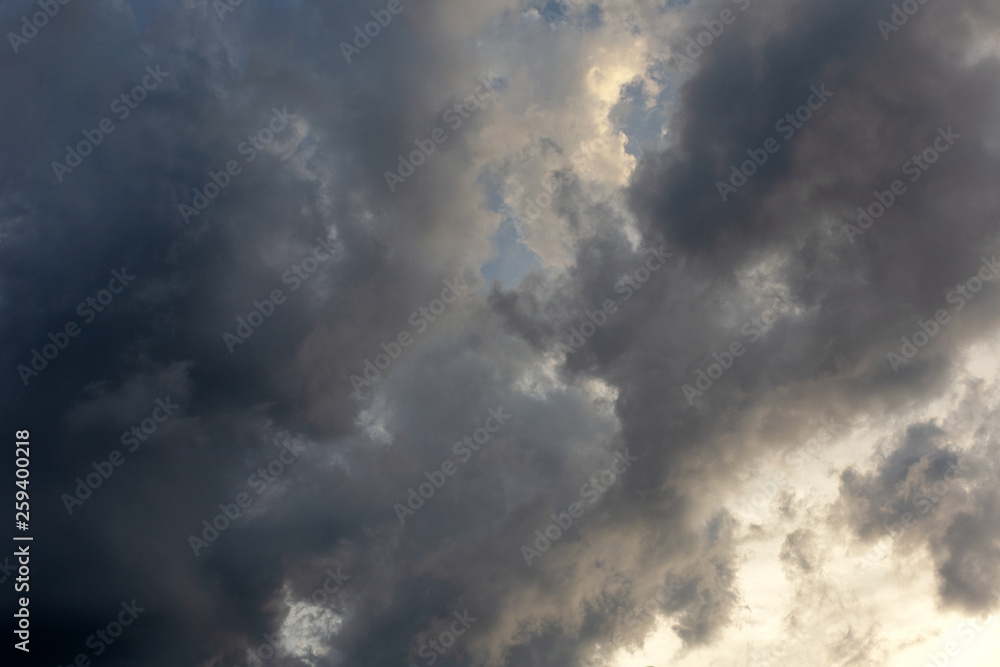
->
[3,0,1000,665]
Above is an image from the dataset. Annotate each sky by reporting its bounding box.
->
[2,0,1000,666]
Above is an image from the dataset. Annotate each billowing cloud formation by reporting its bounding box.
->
[2,0,1000,666]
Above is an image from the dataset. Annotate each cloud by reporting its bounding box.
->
[3,0,1000,665]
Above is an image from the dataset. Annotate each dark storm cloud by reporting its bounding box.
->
[3,0,1000,666]
[834,415,1000,614]
[495,0,1000,655]
[835,422,964,543]
[0,0,502,663]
